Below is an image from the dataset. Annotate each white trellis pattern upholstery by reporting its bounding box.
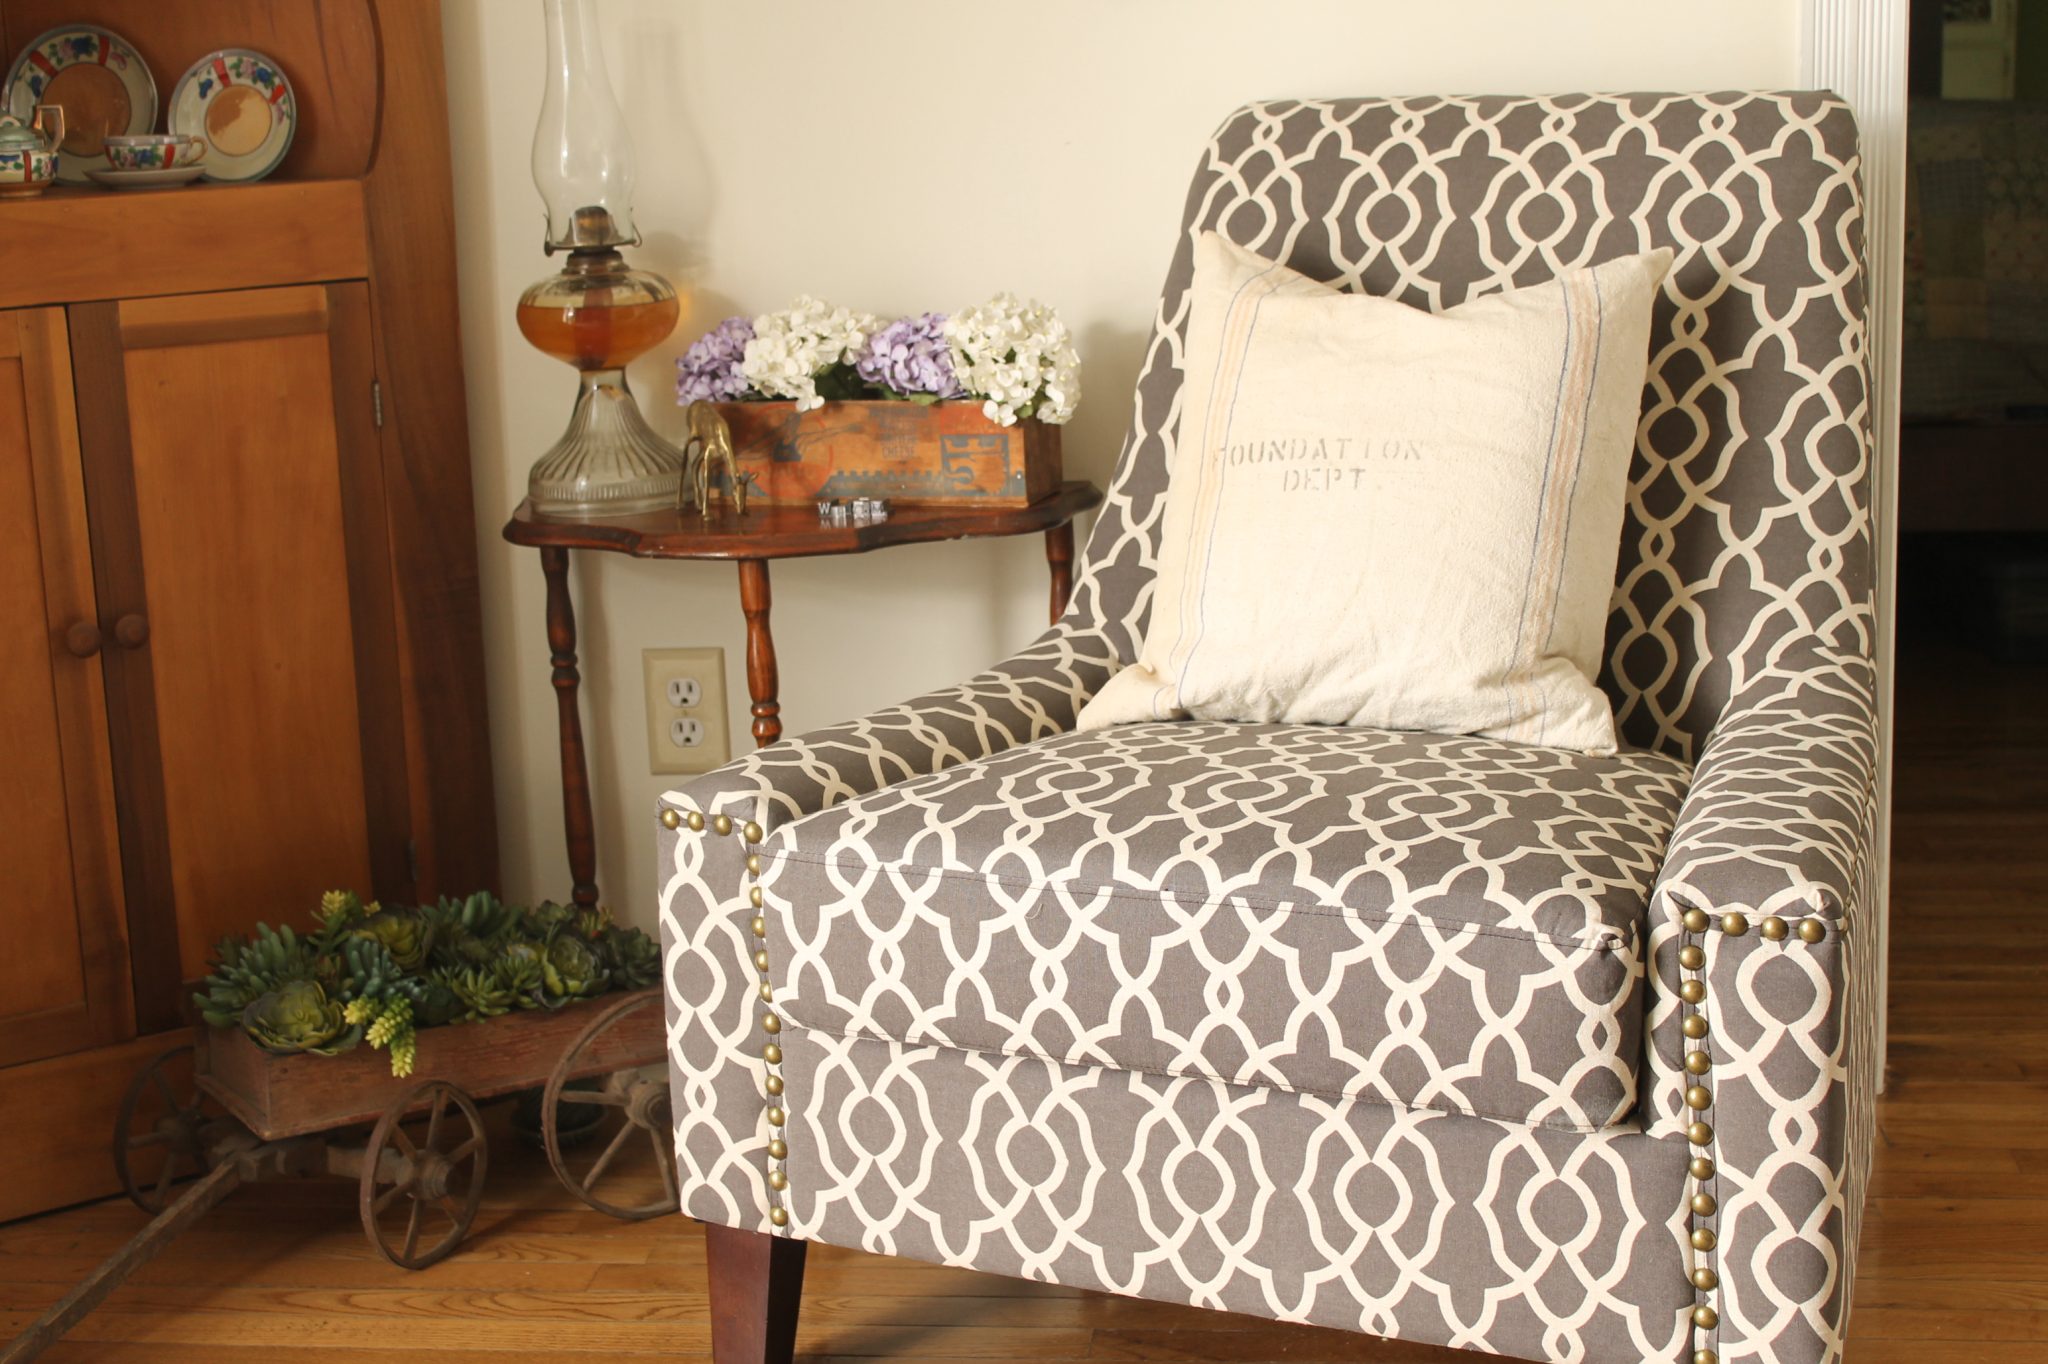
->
[660,93,1876,1364]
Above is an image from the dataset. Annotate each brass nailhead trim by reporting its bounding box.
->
[1691,1192,1717,1217]
[1760,916,1787,941]
[1680,979,1706,1005]
[751,916,767,938]
[761,1013,781,1034]
[1798,917,1826,943]
[713,813,733,836]
[744,821,763,844]
[765,1106,785,1127]
[1687,1121,1713,1146]
[1685,1050,1712,1075]
[747,853,763,875]
[1692,1267,1718,1292]
[1694,1351,1719,1364]
[660,808,681,830]
[765,1074,783,1095]
[686,811,705,831]
[750,886,764,908]
[1693,1306,1719,1331]
[1690,1156,1715,1181]
[1683,1015,1709,1040]
[1691,1227,1717,1252]
[769,1206,789,1227]
[767,1169,788,1191]
[1680,915,1718,1362]
[758,982,774,1003]
[1683,908,1711,933]
[1685,1084,1712,1111]
[768,1137,787,1159]
[763,1043,781,1064]
[1679,944,1705,971]
[1719,912,1748,936]
[755,949,771,971]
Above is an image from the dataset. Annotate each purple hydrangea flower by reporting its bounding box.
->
[856,313,964,399]
[676,315,756,404]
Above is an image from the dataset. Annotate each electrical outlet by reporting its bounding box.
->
[643,647,730,775]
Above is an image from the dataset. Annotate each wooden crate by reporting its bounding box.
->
[196,987,664,1141]
[717,399,1063,507]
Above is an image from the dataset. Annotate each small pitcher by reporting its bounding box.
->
[0,105,65,197]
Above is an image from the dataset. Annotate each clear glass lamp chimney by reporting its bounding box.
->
[532,0,639,254]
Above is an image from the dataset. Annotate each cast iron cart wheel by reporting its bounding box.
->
[112,1044,218,1214]
[542,991,677,1220]
[357,1080,488,1269]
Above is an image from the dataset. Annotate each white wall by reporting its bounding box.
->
[440,0,1805,923]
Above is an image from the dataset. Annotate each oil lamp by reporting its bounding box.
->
[518,0,684,518]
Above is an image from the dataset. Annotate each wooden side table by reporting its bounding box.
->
[503,482,1104,908]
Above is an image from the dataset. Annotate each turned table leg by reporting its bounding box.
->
[705,1223,807,1364]
[737,558,780,748]
[540,546,600,909]
[1046,521,1076,624]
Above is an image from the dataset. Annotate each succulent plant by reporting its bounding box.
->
[243,980,357,1056]
[542,932,609,1007]
[208,885,652,1076]
[353,908,432,972]
[602,925,661,990]
[435,964,515,1020]
[494,941,547,1008]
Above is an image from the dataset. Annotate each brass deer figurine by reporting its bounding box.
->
[680,401,749,519]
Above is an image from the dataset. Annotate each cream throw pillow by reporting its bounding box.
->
[1078,232,1672,755]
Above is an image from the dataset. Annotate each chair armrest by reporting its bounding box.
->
[655,621,1120,1228]
[666,619,1120,831]
[1654,649,1881,927]
[1644,644,1881,1364]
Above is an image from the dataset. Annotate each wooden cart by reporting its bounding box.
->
[3,990,671,1363]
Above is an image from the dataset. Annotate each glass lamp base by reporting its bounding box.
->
[527,368,684,518]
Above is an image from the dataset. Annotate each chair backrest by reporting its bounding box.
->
[1067,94,1871,762]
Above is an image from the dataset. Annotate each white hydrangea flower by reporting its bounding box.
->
[740,295,880,412]
[944,293,1082,426]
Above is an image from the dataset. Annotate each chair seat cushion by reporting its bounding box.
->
[761,722,1690,1132]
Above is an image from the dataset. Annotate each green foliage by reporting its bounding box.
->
[243,980,357,1056]
[195,888,658,1078]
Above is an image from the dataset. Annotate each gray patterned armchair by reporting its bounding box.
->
[658,94,1879,1364]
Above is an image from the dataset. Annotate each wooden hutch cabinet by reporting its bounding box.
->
[0,0,495,1220]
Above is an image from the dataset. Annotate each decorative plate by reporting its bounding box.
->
[1,25,157,184]
[85,164,205,190]
[168,49,295,184]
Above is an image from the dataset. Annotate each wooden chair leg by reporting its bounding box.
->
[704,1223,807,1364]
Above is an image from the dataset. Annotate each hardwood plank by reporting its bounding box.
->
[0,181,369,311]
[359,0,499,901]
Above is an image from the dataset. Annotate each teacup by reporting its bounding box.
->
[104,134,206,172]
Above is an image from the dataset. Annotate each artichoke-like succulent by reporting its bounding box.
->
[602,925,661,990]
[242,980,357,1056]
[541,932,609,1007]
[523,900,575,939]
[353,909,432,972]
[575,906,615,942]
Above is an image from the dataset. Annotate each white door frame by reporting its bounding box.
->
[1800,0,1908,1077]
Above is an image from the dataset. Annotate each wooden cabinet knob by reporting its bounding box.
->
[64,620,102,658]
[113,613,149,649]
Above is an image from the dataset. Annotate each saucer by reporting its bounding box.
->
[168,49,294,184]
[85,164,205,189]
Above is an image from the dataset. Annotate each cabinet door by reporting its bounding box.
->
[71,283,411,1030]
[0,308,132,1065]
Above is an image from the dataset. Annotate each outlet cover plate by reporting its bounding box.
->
[643,647,731,775]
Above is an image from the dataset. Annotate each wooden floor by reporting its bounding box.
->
[1,640,2041,1363]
